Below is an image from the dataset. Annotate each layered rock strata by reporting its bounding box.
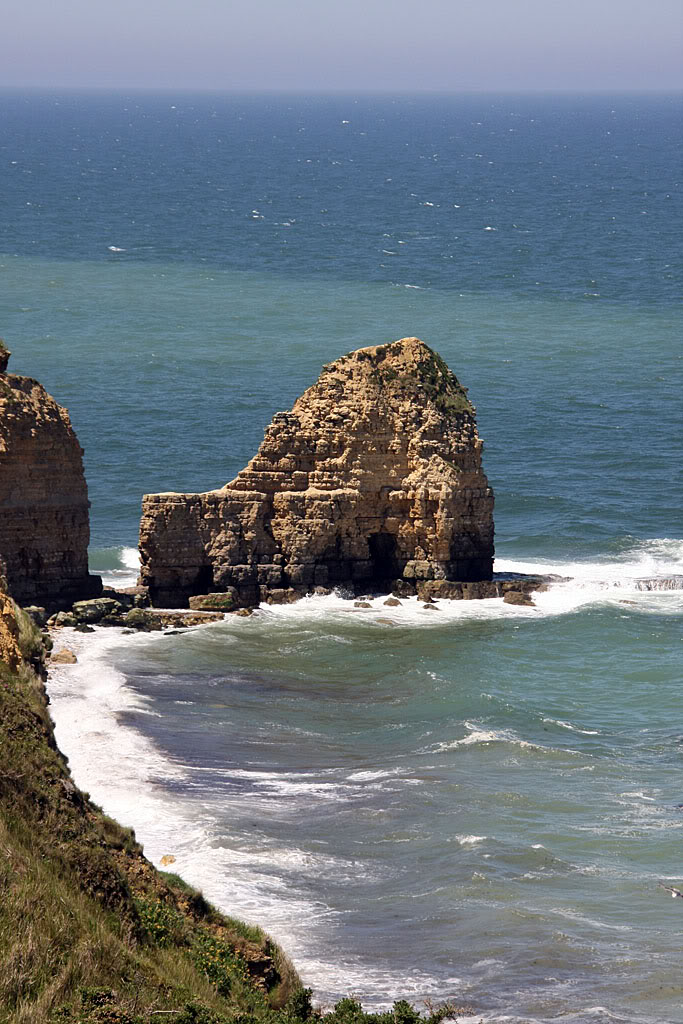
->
[140,337,495,607]
[0,345,101,608]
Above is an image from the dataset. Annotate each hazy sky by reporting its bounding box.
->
[3,0,682,92]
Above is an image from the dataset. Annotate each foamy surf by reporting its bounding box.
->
[430,723,549,755]
[87,537,682,626]
[45,628,403,991]
[497,537,683,617]
[89,545,140,588]
[496,536,683,584]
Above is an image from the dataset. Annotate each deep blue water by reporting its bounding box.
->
[2,92,680,301]
[2,91,682,1022]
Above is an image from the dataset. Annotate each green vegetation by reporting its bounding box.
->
[356,342,472,417]
[0,600,468,1023]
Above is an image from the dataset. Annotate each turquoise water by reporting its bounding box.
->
[2,92,682,1021]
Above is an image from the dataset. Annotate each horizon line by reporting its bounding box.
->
[1,84,682,97]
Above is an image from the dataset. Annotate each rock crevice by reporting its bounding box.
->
[140,337,495,607]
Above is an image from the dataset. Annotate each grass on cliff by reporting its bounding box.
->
[355,343,472,418]
[0,608,467,1024]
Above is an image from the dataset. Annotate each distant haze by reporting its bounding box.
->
[3,0,682,91]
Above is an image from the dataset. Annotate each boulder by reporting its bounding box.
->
[124,609,162,631]
[117,585,150,608]
[101,587,135,610]
[462,581,500,600]
[503,590,535,607]
[418,580,464,601]
[391,580,417,599]
[264,589,301,605]
[22,606,48,627]
[51,648,77,664]
[189,590,238,611]
[140,338,494,607]
[52,611,77,627]
[72,598,122,624]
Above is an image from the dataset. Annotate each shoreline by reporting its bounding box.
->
[44,545,683,1014]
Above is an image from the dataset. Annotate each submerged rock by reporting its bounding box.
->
[140,337,494,607]
[0,345,101,609]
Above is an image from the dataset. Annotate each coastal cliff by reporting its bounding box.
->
[0,583,302,1022]
[0,584,465,1021]
[140,337,494,607]
[0,343,100,609]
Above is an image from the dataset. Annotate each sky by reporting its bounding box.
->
[3,0,682,92]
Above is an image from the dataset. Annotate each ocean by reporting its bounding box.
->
[1,91,682,1022]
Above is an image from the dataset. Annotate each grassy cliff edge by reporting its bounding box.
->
[0,592,466,1024]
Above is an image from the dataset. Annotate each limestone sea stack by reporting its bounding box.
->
[140,337,494,607]
[0,343,101,608]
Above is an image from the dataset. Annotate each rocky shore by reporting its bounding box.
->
[3,577,476,1022]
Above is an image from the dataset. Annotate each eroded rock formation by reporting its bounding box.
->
[0,344,101,608]
[140,337,494,607]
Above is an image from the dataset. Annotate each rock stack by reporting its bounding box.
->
[0,342,101,609]
[140,337,495,607]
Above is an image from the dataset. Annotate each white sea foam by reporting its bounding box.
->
[433,722,540,753]
[542,717,601,735]
[496,537,683,617]
[256,590,536,630]
[496,537,683,584]
[232,538,683,632]
[46,628,468,1003]
[46,628,341,955]
[346,768,405,782]
[549,907,633,932]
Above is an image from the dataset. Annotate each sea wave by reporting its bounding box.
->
[430,722,543,754]
[496,536,683,586]
[89,544,140,587]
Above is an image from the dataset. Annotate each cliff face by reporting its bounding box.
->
[0,347,100,609]
[0,588,21,671]
[141,337,494,607]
